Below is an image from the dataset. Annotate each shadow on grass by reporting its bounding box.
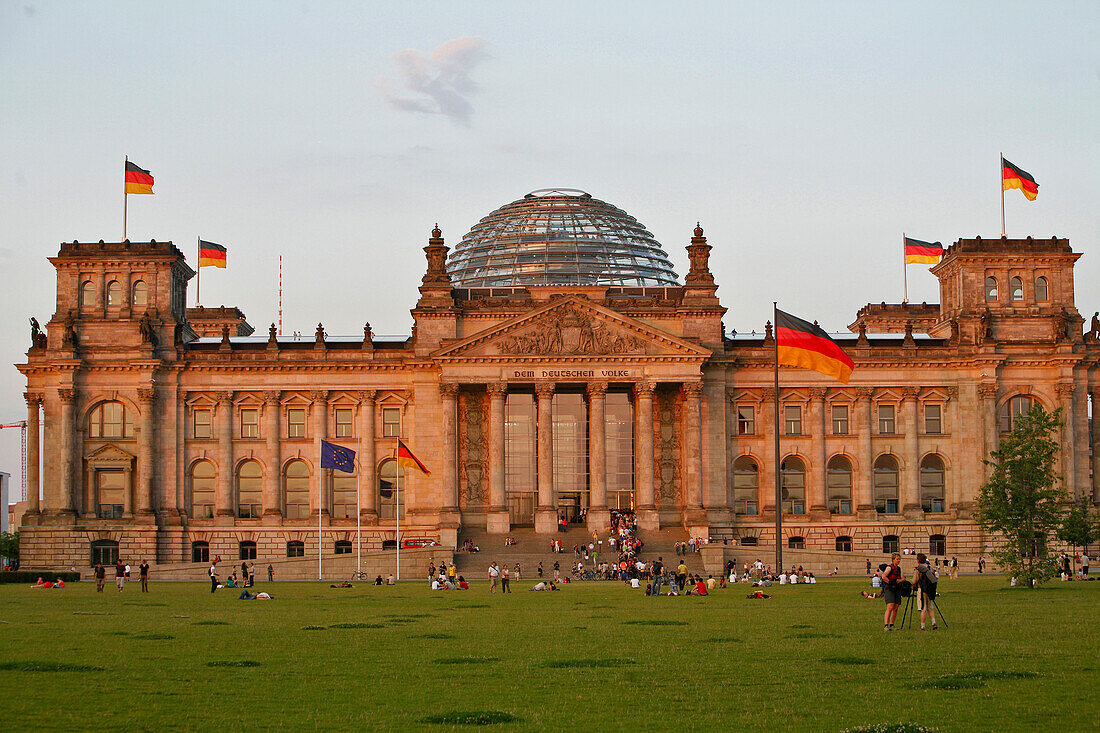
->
[0,661,105,672]
[192,620,229,626]
[205,660,261,668]
[330,622,385,629]
[623,620,687,626]
[433,656,500,665]
[414,633,455,639]
[132,633,174,640]
[418,711,519,725]
[842,724,936,733]
[301,625,327,631]
[789,632,842,639]
[823,656,875,665]
[916,670,1039,690]
[542,658,635,669]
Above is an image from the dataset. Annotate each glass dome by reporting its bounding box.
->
[445,188,680,287]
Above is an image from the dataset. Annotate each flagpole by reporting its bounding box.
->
[123,156,128,241]
[318,451,323,581]
[902,232,908,303]
[196,237,201,307]
[1000,153,1006,238]
[773,302,783,573]
[396,448,401,581]
[356,436,362,577]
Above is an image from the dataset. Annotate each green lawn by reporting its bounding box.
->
[0,575,1096,732]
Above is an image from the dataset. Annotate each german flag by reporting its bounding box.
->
[1002,157,1038,201]
[198,240,227,268]
[776,309,854,384]
[904,237,944,265]
[124,161,154,194]
[397,440,430,474]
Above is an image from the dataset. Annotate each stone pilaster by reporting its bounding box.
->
[855,387,874,518]
[24,393,41,516]
[1056,382,1076,498]
[136,387,156,516]
[586,381,609,532]
[809,387,828,517]
[439,383,460,514]
[902,386,921,517]
[486,383,509,534]
[215,391,234,522]
[760,388,777,518]
[262,391,282,518]
[534,382,556,534]
[57,388,76,516]
[681,382,707,533]
[1092,390,1100,506]
[634,382,658,531]
[310,390,329,519]
[358,390,378,522]
[978,382,998,481]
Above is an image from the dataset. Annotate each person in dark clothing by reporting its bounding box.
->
[209,562,218,593]
[139,561,150,592]
[267,564,275,582]
[114,560,126,592]
[94,563,106,592]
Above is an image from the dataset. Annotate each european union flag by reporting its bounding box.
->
[321,440,356,473]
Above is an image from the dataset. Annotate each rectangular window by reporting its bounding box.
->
[737,405,755,435]
[784,405,802,436]
[287,408,306,438]
[193,409,212,439]
[334,407,354,439]
[382,407,401,438]
[878,405,895,435]
[240,408,259,438]
[831,404,849,435]
[924,404,942,434]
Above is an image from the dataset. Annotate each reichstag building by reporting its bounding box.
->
[16,188,1100,568]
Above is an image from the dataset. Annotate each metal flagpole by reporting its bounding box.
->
[1000,153,1006,238]
[902,232,908,303]
[396,450,401,580]
[356,436,362,576]
[123,156,129,241]
[773,302,783,573]
[318,454,323,581]
[196,237,201,306]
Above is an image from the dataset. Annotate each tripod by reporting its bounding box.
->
[901,589,948,630]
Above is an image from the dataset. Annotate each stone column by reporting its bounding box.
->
[310,390,329,518]
[760,388,777,517]
[1091,390,1100,506]
[358,390,378,522]
[855,388,874,517]
[902,386,921,516]
[586,381,609,531]
[24,393,41,515]
[946,386,961,511]
[809,387,828,516]
[136,387,156,516]
[634,382,658,531]
[440,384,460,513]
[534,382,556,534]
[263,391,281,517]
[57,388,76,515]
[682,382,705,512]
[1056,382,1076,498]
[486,383,509,534]
[215,391,234,522]
[978,382,998,481]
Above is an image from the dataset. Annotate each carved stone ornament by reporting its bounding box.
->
[855,387,874,401]
[682,382,704,399]
[977,383,998,399]
[634,381,656,398]
[263,391,282,405]
[357,389,377,403]
[586,381,609,396]
[440,383,460,400]
[946,386,960,400]
[902,386,921,400]
[310,390,329,403]
[215,391,234,404]
[58,388,76,404]
[534,383,555,400]
[25,392,43,408]
[487,383,508,398]
[498,304,645,356]
[809,387,828,400]
[1055,382,1076,398]
[137,387,156,403]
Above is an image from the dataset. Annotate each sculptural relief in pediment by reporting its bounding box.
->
[496,304,646,356]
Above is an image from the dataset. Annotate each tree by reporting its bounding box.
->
[975,405,1066,588]
[1057,500,1098,556]
[0,531,18,564]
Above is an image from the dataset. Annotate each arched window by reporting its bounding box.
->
[283,460,310,519]
[787,536,805,550]
[378,459,404,519]
[999,396,1034,433]
[929,534,947,556]
[733,456,759,515]
[827,455,852,514]
[88,401,135,438]
[286,540,305,558]
[920,454,946,512]
[239,540,257,560]
[333,470,357,519]
[107,280,122,306]
[835,535,853,552]
[190,461,215,519]
[236,461,262,519]
[882,535,900,554]
[1035,276,1049,301]
[131,280,148,307]
[334,540,353,555]
[874,455,899,513]
[80,280,96,309]
[191,541,209,563]
[739,536,758,547]
[781,456,805,515]
[985,276,998,301]
[90,539,119,566]
[1010,276,1023,301]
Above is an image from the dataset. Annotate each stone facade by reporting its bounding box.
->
[15,228,1100,569]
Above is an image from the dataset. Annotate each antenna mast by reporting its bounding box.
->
[278,255,283,336]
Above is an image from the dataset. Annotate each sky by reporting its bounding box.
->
[1,1,1097,498]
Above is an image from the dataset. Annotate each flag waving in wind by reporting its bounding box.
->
[397,440,429,474]
[320,440,356,473]
[775,309,855,384]
[1002,157,1038,201]
[199,240,227,268]
[904,237,944,265]
[124,161,154,194]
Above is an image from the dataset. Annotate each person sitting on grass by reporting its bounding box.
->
[457,576,469,590]
[667,578,680,596]
[375,575,384,585]
[387,574,395,585]
[695,577,709,596]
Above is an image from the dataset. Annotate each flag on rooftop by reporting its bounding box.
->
[904,237,944,265]
[1002,157,1038,201]
[124,161,154,194]
[199,240,227,268]
[775,308,855,384]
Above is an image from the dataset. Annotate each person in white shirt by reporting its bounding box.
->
[789,574,798,585]
[779,573,788,584]
[630,577,641,589]
[431,579,442,590]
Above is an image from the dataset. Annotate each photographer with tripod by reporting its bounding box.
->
[910,553,939,631]
[881,553,903,631]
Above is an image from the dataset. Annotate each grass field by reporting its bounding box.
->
[0,574,1096,732]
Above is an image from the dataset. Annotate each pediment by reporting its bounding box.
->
[433,296,710,360]
[84,444,135,463]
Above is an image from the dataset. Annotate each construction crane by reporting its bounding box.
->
[0,421,27,502]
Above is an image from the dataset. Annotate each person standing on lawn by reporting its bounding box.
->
[501,565,511,593]
[652,557,664,596]
[488,562,500,593]
[267,564,274,582]
[209,562,218,593]
[139,560,150,592]
[94,563,106,592]
[115,560,126,592]
[881,553,903,630]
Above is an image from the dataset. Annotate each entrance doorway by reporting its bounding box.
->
[558,492,584,524]
[507,493,535,526]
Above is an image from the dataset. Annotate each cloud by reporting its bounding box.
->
[378,37,489,125]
